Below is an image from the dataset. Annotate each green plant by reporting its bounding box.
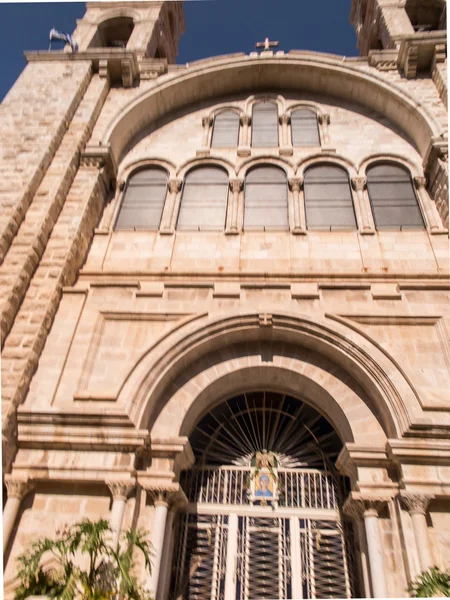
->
[14,518,153,600]
[408,567,450,598]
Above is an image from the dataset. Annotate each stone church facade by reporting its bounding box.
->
[1,0,449,598]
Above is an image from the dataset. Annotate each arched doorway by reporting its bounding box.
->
[169,391,357,600]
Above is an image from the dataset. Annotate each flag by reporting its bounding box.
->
[49,28,78,53]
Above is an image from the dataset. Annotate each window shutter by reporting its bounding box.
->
[251,102,279,147]
[244,166,288,230]
[177,166,228,230]
[211,111,240,148]
[304,165,356,230]
[115,168,168,230]
[367,164,425,229]
[291,109,320,146]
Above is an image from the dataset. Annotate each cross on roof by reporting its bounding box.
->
[255,37,279,52]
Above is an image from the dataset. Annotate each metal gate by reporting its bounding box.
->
[169,467,355,600]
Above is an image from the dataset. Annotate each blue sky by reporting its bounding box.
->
[0,0,357,102]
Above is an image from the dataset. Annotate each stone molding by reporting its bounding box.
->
[106,479,136,501]
[4,475,34,500]
[400,493,434,515]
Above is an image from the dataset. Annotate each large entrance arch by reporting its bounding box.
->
[169,391,357,600]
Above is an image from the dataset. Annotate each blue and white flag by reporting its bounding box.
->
[49,28,78,53]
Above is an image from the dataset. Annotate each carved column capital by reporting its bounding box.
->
[240,114,251,126]
[351,176,367,192]
[401,493,434,516]
[229,179,244,193]
[202,115,213,128]
[106,479,136,501]
[4,475,34,500]
[289,177,304,192]
[279,112,291,125]
[168,178,182,194]
[413,175,427,190]
[141,482,187,509]
[343,496,388,519]
[318,113,331,125]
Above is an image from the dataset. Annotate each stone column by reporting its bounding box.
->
[351,177,374,234]
[143,484,186,598]
[238,114,251,156]
[318,113,331,145]
[344,500,372,598]
[157,508,177,600]
[413,176,445,233]
[106,480,135,549]
[3,476,34,552]
[344,498,388,598]
[227,179,243,233]
[224,513,239,600]
[279,113,292,155]
[401,493,435,572]
[201,115,213,149]
[288,177,306,234]
[160,178,182,233]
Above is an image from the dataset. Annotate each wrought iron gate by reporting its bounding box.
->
[169,467,355,600]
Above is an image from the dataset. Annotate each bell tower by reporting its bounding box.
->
[73,1,185,63]
[350,0,446,79]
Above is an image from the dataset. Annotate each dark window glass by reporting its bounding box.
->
[291,109,320,147]
[367,164,424,229]
[244,166,288,230]
[115,168,168,230]
[251,102,278,147]
[304,165,356,230]
[211,111,240,148]
[177,167,229,230]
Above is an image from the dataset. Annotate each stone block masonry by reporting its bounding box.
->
[0,75,109,345]
[0,61,92,262]
[1,161,111,472]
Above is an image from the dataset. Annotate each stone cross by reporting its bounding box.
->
[255,37,279,52]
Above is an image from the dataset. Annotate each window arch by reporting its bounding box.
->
[366,163,425,229]
[304,164,356,230]
[211,111,240,148]
[291,109,320,147]
[244,165,288,230]
[251,102,279,147]
[115,167,168,230]
[177,166,229,230]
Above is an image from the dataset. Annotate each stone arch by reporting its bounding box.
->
[176,156,236,179]
[238,154,295,178]
[118,157,176,186]
[359,153,422,176]
[297,153,358,178]
[102,55,443,164]
[115,311,423,442]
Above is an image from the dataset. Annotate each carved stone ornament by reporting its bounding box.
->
[401,493,434,515]
[240,114,251,126]
[318,113,331,125]
[288,177,304,192]
[202,116,213,128]
[259,313,273,328]
[229,179,244,193]
[343,497,388,520]
[5,475,34,500]
[279,113,291,125]
[351,177,367,192]
[413,176,427,190]
[168,178,182,194]
[141,482,186,507]
[106,479,136,501]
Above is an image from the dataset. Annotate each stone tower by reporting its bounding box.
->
[1,1,449,598]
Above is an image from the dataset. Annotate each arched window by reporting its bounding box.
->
[251,102,278,147]
[367,163,425,229]
[89,17,134,49]
[304,165,356,230]
[177,166,229,230]
[244,165,288,230]
[115,167,168,230]
[291,109,320,146]
[211,111,240,148]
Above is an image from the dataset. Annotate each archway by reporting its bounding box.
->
[168,391,357,600]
